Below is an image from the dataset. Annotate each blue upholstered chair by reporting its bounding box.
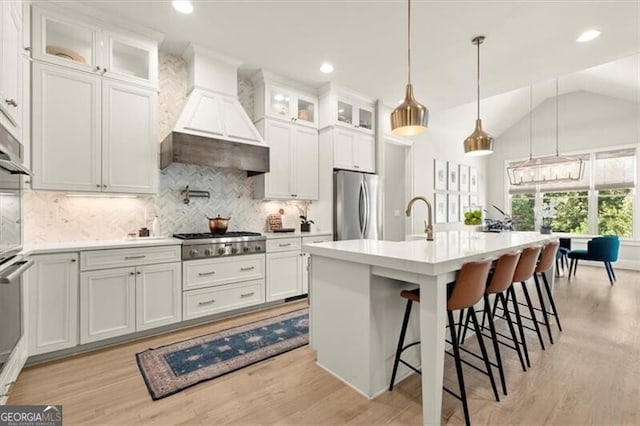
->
[555,238,571,276]
[567,236,620,285]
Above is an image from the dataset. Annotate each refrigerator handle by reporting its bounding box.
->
[358,181,365,237]
[362,180,370,237]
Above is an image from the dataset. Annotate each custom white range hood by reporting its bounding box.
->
[161,44,269,175]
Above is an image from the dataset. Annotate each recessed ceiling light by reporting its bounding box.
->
[320,63,334,73]
[172,0,193,14]
[576,30,601,42]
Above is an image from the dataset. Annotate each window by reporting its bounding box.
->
[507,148,636,238]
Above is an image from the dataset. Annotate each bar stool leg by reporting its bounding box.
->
[508,285,531,368]
[541,272,563,332]
[498,292,527,372]
[520,281,546,350]
[469,307,500,402]
[389,299,413,391]
[448,310,471,426]
[533,273,554,344]
[483,294,507,396]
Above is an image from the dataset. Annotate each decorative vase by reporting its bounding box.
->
[301,223,311,232]
[540,225,552,235]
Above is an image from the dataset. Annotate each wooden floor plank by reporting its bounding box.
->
[8,266,640,425]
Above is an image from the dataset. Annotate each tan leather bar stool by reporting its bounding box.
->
[462,251,526,396]
[533,240,562,344]
[389,259,497,426]
[502,245,544,368]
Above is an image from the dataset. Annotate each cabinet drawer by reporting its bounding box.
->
[302,234,333,246]
[266,238,302,252]
[183,254,265,290]
[183,279,265,320]
[80,245,181,271]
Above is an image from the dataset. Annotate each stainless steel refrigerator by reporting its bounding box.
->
[334,170,379,240]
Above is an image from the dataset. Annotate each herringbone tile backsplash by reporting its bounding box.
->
[24,52,315,243]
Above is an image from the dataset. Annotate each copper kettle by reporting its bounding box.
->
[208,215,230,235]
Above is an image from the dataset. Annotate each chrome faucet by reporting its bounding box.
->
[406,196,434,241]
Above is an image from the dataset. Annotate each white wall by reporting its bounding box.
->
[487,90,640,269]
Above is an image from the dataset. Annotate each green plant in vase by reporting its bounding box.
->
[464,209,483,226]
[300,216,314,232]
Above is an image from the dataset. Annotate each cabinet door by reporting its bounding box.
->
[266,251,302,301]
[354,133,375,173]
[357,105,375,133]
[101,81,158,194]
[263,120,293,199]
[0,1,22,129]
[336,98,354,128]
[32,62,101,191]
[32,6,100,73]
[333,128,356,170]
[301,253,310,295]
[136,262,182,331]
[267,85,295,121]
[292,126,319,200]
[80,267,136,344]
[103,32,157,87]
[294,94,318,128]
[27,253,79,355]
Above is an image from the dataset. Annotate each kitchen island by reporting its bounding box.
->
[303,231,552,426]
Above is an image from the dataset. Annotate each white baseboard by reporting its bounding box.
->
[576,259,639,271]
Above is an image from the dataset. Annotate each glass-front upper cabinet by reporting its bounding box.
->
[32,6,158,87]
[32,7,100,72]
[266,85,317,128]
[334,97,375,134]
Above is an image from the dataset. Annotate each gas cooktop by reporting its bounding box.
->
[173,232,266,260]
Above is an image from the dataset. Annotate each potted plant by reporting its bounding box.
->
[537,200,558,234]
[300,216,314,232]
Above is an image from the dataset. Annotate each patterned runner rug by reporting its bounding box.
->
[136,308,309,400]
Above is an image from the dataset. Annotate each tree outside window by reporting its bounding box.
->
[542,191,588,234]
[511,193,535,231]
[598,189,633,237]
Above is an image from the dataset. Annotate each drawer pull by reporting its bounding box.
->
[125,255,146,260]
[198,299,216,306]
[240,292,255,298]
[313,240,325,243]
[240,266,255,271]
[279,243,292,247]
[198,271,216,276]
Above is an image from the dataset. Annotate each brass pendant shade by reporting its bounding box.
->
[464,35,494,156]
[464,119,493,156]
[391,83,429,136]
[390,0,428,136]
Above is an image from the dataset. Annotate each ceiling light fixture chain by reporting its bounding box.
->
[555,77,559,157]
[463,35,493,156]
[529,85,533,160]
[407,0,412,85]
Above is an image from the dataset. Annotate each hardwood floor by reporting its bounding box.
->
[9,265,640,425]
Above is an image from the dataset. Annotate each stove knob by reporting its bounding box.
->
[204,249,211,256]
[231,247,238,254]
[243,246,249,252]
[189,249,199,257]
[255,245,262,251]
[217,248,225,255]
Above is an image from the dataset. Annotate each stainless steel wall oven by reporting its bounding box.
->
[0,125,32,377]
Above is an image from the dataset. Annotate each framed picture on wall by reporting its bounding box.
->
[470,167,478,193]
[470,194,479,209]
[459,165,470,193]
[434,160,447,191]
[448,194,459,223]
[435,193,447,224]
[448,163,458,191]
[459,194,470,222]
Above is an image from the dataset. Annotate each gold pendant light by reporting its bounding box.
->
[464,36,494,156]
[390,0,428,136]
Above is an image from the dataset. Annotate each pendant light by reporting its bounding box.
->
[390,0,428,136]
[464,36,494,156]
[507,79,585,185]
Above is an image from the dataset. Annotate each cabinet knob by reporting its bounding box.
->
[129,272,135,276]
[71,259,76,262]
[24,47,32,52]
[96,184,101,188]
[4,99,17,107]
[95,66,101,72]
[137,271,141,275]
[102,185,107,188]
[101,68,108,75]
[354,165,360,169]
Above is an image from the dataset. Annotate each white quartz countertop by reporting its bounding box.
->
[22,237,182,255]
[263,231,332,239]
[303,231,553,276]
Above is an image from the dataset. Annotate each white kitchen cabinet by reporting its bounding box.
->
[135,262,182,332]
[32,6,157,87]
[319,84,376,135]
[254,119,319,200]
[266,250,303,301]
[31,62,158,194]
[80,267,136,344]
[330,127,375,173]
[27,253,79,356]
[0,0,23,138]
